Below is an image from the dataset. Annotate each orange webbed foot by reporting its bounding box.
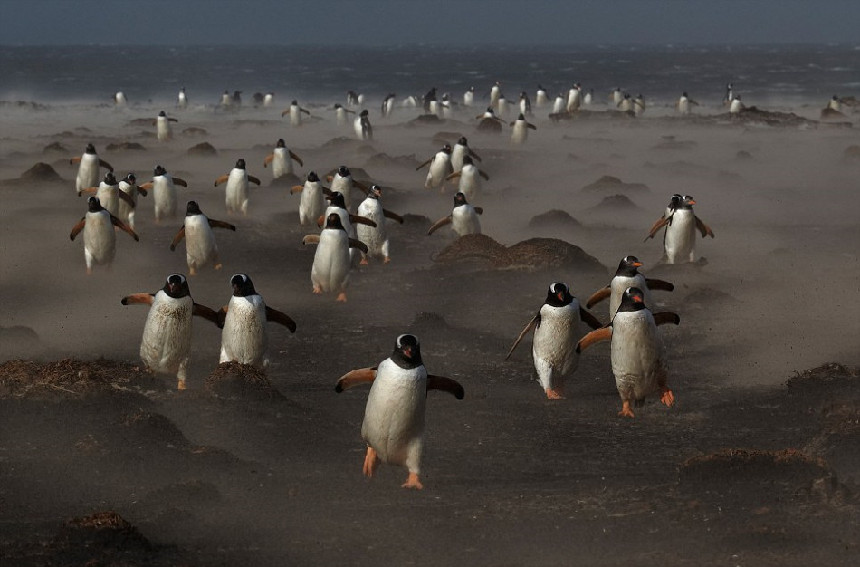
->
[359,257,369,265]
[383,256,391,264]
[618,400,635,418]
[336,292,347,302]
[661,389,675,407]
[545,387,565,400]
[362,447,379,478]
[312,285,322,294]
[401,472,424,490]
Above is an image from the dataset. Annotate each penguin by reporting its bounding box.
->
[509,113,537,145]
[263,92,275,107]
[381,93,396,118]
[291,171,328,227]
[427,192,482,237]
[138,165,188,223]
[611,87,624,105]
[169,201,237,275]
[645,195,714,264]
[423,87,438,114]
[723,82,734,106]
[218,273,296,369]
[633,94,646,116]
[440,92,454,119]
[567,84,582,113]
[584,88,594,106]
[69,197,139,274]
[155,110,178,141]
[476,107,504,132]
[281,100,311,127]
[552,94,566,114]
[335,333,464,489]
[416,144,453,190]
[827,95,843,113]
[332,103,356,126]
[301,213,368,302]
[263,138,303,180]
[220,90,232,108]
[535,85,549,108]
[77,171,134,219]
[70,143,113,195]
[232,90,242,107]
[519,91,532,116]
[677,92,699,115]
[401,95,418,108]
[730,95,745,115]
[451,136,482,173]
[490,81,501,108]
[354,110,373,140]
[356,185,404,264]
[177,87,188,109]
[506,283,602,399]
[214,158,262,216]
[252,92,265,107]
[576,287,679,417]
[317,191,377,265]
[121,273,219,390]
[463,86,475,107]
[445,155,489,202]
[117,172,147,231]
[347,90,361,107]
[327,165,369,211]
[617,93,634,113]
[114,91,127,107]
[496,93,509,119]
[585,256,675,318]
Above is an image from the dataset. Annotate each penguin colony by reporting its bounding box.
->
[68,79,738,490]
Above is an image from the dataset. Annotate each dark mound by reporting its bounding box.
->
[126,118,153,127]
[843,145,860,163]
[321,137,372,151]
[476,118,502,133]
[528,209,581,228]
[435,234,606,272]
[410,114,443,125]
[42,141,68,154]
[365,152,421,169]
[736,150,754,160]
[181,126,208,137]
[651,139,698,150]
[120,410,190,447]
[731,107,852,128]
[550,109,634,121]
[410,311,452,332]
[187,141,218,156]
[581,175,649,194]
[587,194,640,211]
[820,108,846,120]
[106,141,146,151]
[0,100,48,110]
[20,162,64,183]
[205,361,285,400]
[786,362,860,389]
[434,234,510,266]
[0,325,42,358]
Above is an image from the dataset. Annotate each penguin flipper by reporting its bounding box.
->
[382,209,404,224]
[139,182,154,190]
[214,175,229,187]
[110,215,139,241]
[265,306,297,332]
[302,234,321,246]
[585,287,611,308]
[473,207,483,215]
[208,219,237,231]
[426,375,465,400]
[527,123,537,130]
[579,307,603,331]
[69,157,82,165]
[290,185,304,194]
[173,177,188,187]
[263,154,274,168]
[349,214,377,227]
[695,216,715,238]
[353,180,370,195]
[289,151,304,167]
[653,312,681,326]
[169,226,186,251]
[248,175,262,186]
[415,157,433,171]
[469,149,482,162]
[121,293,155,306]
[78,186,97,196]
[117,190,136,208]
[69,217,86,240]
[192,303,220,326]
[427,216,452,235]
[445,171,462,181]
[348,238,369,254]
[335,367,377,392]
[645,278,674,292]
[99,159,114,172]
[505,314,540,360]
[479,169,490,181]
[137,186,148,197]
[576,327,612,353]
[644,217,670,241]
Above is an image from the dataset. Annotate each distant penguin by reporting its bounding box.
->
[506,282,602,399]
[121,274,219,390]
[423,87,438,114]
[169,200,237,275]
[567,84,581,112]
[354,110,373,140]
[476,107,504,132]
[232,90,242,107]
[416,145,453,190]
[155,110,177,141]
[319,191,377,265]
[218,273,296,369]
[77,171,134,219]
[335,333,464,489]
[617,93,634,113]
[302,213,368,302]
[327,165,369,211]
[827,95,843,112]
[291,171,328,227]
[177,87,188,109]
[730,95,745,114]
[519,91,532,115]
[118,173,146,231]
[70,143,113,195]
[463,86,475,107]
[220,90,232,108]
[577,287,679,417]
[69,197,139,274]
[139,165,188,223]
[451,136,482,173]
[332,103,356,126]
[214,158,262,216]
[535,85,549,108]
[509,113,537,145]
[611,87,624,105]
[382,93,396,118]
[281,100,311,127]
[114,91,127,107]
[263,138,303,180]
[356,185,404,264]
[677,92,699,115]
[584,88,594,106]
[490,81,501,108]
[445,155,488,202]
[645,195,714,264]
[428,192,482,237]
[496,93,509,119]
[552,94,566,114]
[347,90,360,107]
[263,92,275,107]
[723,82,734,106]
[585,256,675,318]
[633,94,646,116]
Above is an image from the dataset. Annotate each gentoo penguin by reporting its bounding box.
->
[281,100,311,127]
[77,171,134,218]
[496,93,509,119]
[451,136,482,173]
[69,197,139,274]
[567,84,582,113]
[301,213,368,302]
[577,287,679,417]
[138,165,188,223]
[440,92,454,119]
[263,92,275,107]
[445,155,489,202]
[70,143,113,195]
[177,87,188,109]
[354,110,373,140]
[552,94,566,114]
[218,273,296,369]
[327,165,369,211]
[347,90,360,107]
[114,91,127,107]
[427,192,482,237]
[476,107,504,132]
[263,138,303,180]
[827,95,843,112]
[118,172,147,231]
[617,93,634,113]
[291,171,328,227]
[723,82,734,106]
[155,110,178,141]
[401,95,418,108]
[584,88,594,106]
[317,191,377,265]
[730,95,745,115]
[645,195,714,264]
[381,93,396,118]
[335,333,464,489]
[332,103,356,125]
[220,90,232,108]
[506,283,602,399]
[519,91,532,116]
[169,201,237,275]
[121,274,219,390]
[611,87,624,105]
[633,94,646,116]
[214,158,262,216]
[423,87,438,114]
[535,85,549,108]
[463,86,475,107]
[509,113,537,145]
[490,81,501,108]
[416,145,454,191]
[356,185,404,264]
[232,90,242,107]
[677,92,699,115]
[586,256,675,318]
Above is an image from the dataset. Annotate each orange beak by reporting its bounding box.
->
[633,261,643,267]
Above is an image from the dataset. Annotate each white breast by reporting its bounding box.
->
[610,310,663,400]
[532,302,582,389]
[452,205,481,236]
[83,210,116,264]
[140,292,193,375]
[272,147,291,177]
[76,154,100,193]
[609,274,648,317]
[510,121,529,145]
[457,164,481,201]
[311,228,351,292]
[96,183,120,217]
[356,198,387,257]
[299,182,326,226]
[184,214,217,269]
[225,168,248,212]
[664,209,696,264]
[220,294,268,367]
[152,175,177,220]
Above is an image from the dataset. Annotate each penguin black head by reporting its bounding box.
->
[520,91,527,97]
[538,84,544,90]
[667,194,682,209]
[337,165,350,177]
[441,144,452,154]
[545,282,573,307]
[485,107,494,113]
[103,172,117,185]
[682,91,688,97]
[291,100,298,106]
[360,110,369,117]
[86,196,102,213]
[462,155,474,166]
[325,213,345,231]
[154,165,167,176]
[185,200,203,216]
[276,138,286,148]
[334,103,343,110]
[122,172,136,184]
[230,273,257,297]
[235,158,246,169]
[163,273,190,299]
[307,171,319,182]
[616,255,643,276]
[368,185,382,199]
[453,192,468,207]
[326,191,346,209]
[619,287,647,312]
[158,110,166,117]
[85,143,96,154]
[457,136,468,145]
[517,113,526,120]
[392,333,423,369]
[679,195,696,209]
[832,95,839,101]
